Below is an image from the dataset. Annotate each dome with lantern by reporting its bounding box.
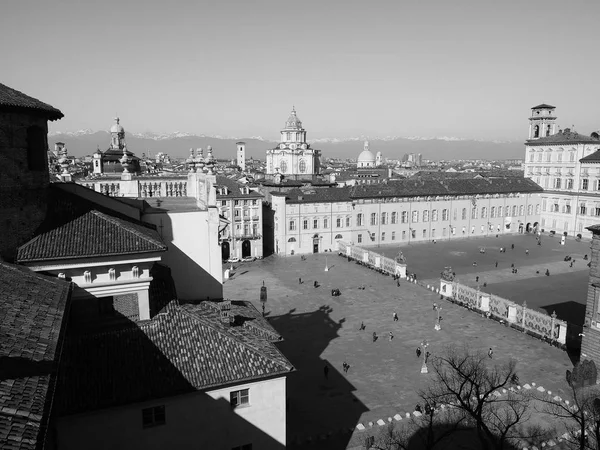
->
[357,141,376,168]
[110,117,125,134]
[283,107,303,130]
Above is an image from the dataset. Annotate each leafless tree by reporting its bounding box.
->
[536,361,600,450]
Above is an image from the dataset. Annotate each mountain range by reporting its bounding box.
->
[48,130,526,161]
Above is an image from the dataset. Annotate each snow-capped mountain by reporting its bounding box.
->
[47,129,525,161]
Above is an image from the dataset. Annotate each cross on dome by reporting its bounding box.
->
[285,106,303,130]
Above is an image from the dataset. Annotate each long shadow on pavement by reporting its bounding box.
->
[266,305,369,449]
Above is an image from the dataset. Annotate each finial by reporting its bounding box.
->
[115,116,119,124]
[292,105,296,114]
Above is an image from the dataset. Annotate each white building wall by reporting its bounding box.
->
[143,208,223,301]
[56,376,287,450]
[273,194,542,255]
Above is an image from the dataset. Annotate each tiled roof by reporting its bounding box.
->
[0,263,72,450]
[350,177,543,199]
[215,175,263,199]
[531,103,555,109]
[0,83,63,121]
[56,300,293,416]
[16,210,166,263]
[580,150,600,163]
[526,129,600,146]
[278,187,353,204]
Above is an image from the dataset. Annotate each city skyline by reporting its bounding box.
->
[3,0,600,140]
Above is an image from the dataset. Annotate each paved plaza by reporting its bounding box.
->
[223,235,588,448]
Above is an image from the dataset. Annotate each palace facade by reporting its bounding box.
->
[523,104,600,238]
[270,176,543,255]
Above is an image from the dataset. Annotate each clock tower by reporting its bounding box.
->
[266,107,321,177]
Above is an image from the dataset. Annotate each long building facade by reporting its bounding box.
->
[523,104,600,238]
[270,177,543,255]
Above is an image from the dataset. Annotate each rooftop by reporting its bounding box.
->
[56,300,293,416]
[526,128,600,146]
[531,103,556,109]
[16,209,166,263]
[580,150,600,163]
[0,83,63,121]
[215,175,263,199]
[0,262,72,449]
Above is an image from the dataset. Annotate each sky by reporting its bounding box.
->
[2,0,600,141]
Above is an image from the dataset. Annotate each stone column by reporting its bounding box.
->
[138,289,150,321]
[507,304,517,324]
[480,293,490,312]
[395,263,407,278]
[440,279,453,297]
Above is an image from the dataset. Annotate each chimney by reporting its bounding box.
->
[219,300,232,326]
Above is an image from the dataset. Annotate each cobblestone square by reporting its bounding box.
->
[223,236,585,448]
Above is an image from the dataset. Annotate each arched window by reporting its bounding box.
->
[461,208,467,220]
[481,207,487,218]
[512,205,517,216]
[546,124,552,136]
[370,213,377,225]
[288,237,297,242]
[299,159,306,173]
[498,206,503,217]
[391,212,397,224]
[534,125,540,138]
[334,234,343,239]
[280,160,287,173]
[491,206,496,218]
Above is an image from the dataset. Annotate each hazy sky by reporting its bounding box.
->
[3,0,599,140]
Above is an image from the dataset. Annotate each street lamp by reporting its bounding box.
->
[420,340,429,374]
[434,304,442,331]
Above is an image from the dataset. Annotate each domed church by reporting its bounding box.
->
[357,141,382,168]
[93,117,141,175]
[266,107,321,177]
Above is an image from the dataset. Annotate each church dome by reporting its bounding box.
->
[358,149,375,164]
[110,117,124,133]
[284,107,303,130]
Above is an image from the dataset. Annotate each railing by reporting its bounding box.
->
[81,179,187,198]
[235,234,262,240]
[448,280,566,344]
[336,241,405,277]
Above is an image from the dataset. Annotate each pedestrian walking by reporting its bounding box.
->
[526,249,529,255]
[389,331,394,341]
[314,280,319,288]
[511,244,515,250]
[393,312,398,322]
[397,280,400,287]
[324,364,329,379]
[488,348,493,359]
[416,347,422,358]
[359,321,366,331]
[476,276,479,283]
[299,277,302,284]
[373,332,378,342]
[495,261,498,268]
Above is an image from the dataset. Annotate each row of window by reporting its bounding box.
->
[529,151,577,163]
[355,223,506,243]
[541,218,586,233]
[289,216,351,231]
[288,234,344,243]
[221,199,259,207]
[545,202,600,217]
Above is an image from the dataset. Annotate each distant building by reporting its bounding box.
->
[93,117,141,175]
[580,224,600,368]
[523,104,600,237]
[237,141,246,171]
[266,107,321,177]
[270,175,543,255]
[357,141,377,168]
[215,175,264,260]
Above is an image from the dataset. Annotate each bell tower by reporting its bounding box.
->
[236,141,246,171]
[529,104,557,140]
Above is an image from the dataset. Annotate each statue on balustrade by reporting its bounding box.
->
[441,266,455,282]
[395,251,407,264]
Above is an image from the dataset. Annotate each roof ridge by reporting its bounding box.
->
[178,307,292,371]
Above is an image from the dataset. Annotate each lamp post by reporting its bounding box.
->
[434,304,442,331]
[260,281,267,317]
[325,255,329,272]
[420,340,429,374]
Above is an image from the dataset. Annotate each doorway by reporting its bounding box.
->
[313,240,319,253]
[242,240,251,258]
[221,241,230,261]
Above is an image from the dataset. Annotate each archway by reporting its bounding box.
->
[533,221,539,233]
[221,241,230,261]
[241,240,251,258]
[526,222,532,233]
[518,223,524,233]
[312,234,320,253]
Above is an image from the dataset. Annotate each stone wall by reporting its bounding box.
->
[114,293,139,321]
[0,111,50,261]
[581,232,600,365]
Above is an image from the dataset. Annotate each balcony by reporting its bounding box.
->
[252,215,260,221]
[234,217,242,222]
[234,234,262,240]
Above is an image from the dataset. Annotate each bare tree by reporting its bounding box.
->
[421,345,547,450]
[536,360,600,450]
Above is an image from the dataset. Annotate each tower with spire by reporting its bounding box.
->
[266,107,321,177]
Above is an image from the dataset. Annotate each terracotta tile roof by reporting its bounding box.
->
[276,187,352,204]
[350,177,542,199]
[56,300,293,416]
[0,83,63,121]
[580,150,600,163]
[526,129,600,146]
[531,103,555,109]
[0,263,72,450]
[16,210,166,263]
[215,175,263,199]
